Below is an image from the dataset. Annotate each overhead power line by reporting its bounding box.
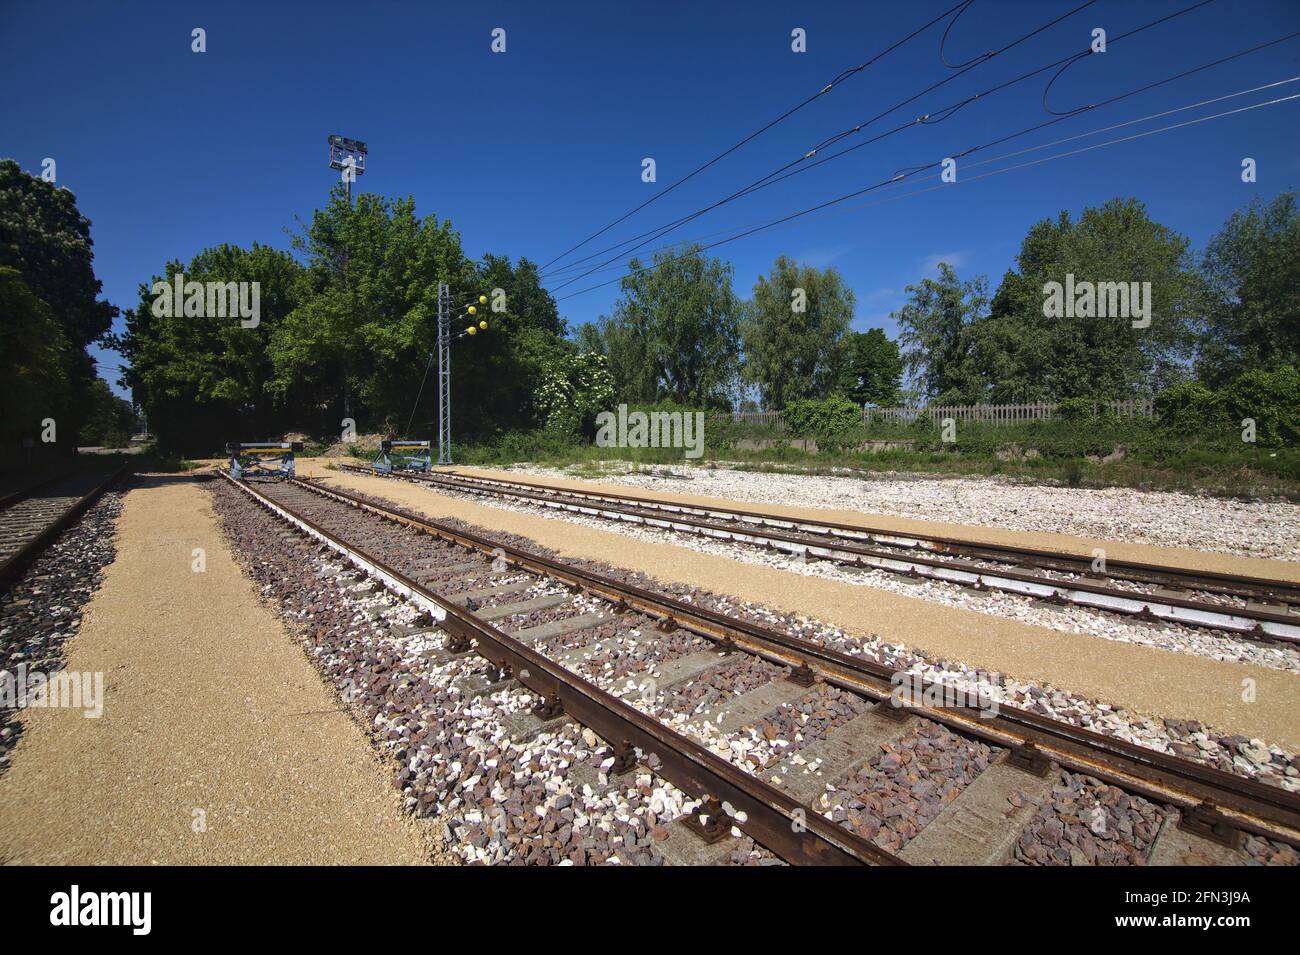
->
[639,74,1300,268]
[939,0,990,70]
[553,76,1300,302]
[708,75,1300,259]
[539,0,993,272]
[542,0,1217,289]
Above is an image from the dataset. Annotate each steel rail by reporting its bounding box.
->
[0,469,76,513]
[432,468,1300,603]
[301,476,1300,847]
[342,466,1300,642]
[224,473,903,866]
[0,463,130,588]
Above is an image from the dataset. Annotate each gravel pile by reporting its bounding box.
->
[0,490,123,772]
[564,625,702,686]
[819,720,998,853]
[1014,773,1296,866]
[511,464,1300,562]
[749,685,871,771]
[1014,771,1164,865]
[1243,834,1300,865]
[660,657,784,717]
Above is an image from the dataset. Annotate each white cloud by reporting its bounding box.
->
[793,243,855,268]
[918,250,968,275]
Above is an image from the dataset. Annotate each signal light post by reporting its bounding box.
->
[436,284,491,465]
[437,283,450,464]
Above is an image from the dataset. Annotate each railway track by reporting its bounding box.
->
[0,469,75,513]
[341,466,1300,645]
[0,464,129,587]
[226,472,1300,865]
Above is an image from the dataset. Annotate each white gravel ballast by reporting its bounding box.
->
[506,464,1300,563]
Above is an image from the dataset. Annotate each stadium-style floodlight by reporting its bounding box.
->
[328,134,368,203]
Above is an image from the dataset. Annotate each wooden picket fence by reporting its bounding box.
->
[719,399,1154,429]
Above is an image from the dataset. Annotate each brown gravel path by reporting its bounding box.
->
[0,475,447,865]
[301,461,1300,752]
[442,465,1300,583]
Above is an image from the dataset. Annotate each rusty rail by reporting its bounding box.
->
[421,468,1300,604]
[226,473,905,866]
[301,476,1300,848]
[350,467,1300,643]
[0,463,129,587]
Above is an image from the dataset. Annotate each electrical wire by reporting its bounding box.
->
[542,0,1215,289]
[530,73,1299,290]
[404,353,435,438]
[535,0,977,272]
[552,82,1300,302]
[939,0,992,69]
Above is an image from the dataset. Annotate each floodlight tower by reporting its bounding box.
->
[327,134,368,203]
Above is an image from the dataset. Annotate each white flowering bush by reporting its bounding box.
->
[535,352,615,436]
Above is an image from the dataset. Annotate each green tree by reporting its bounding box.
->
[115,188,578,451]
[840,328,902,406]
[975,198,1199,400]
[894,262,989,403]
[1196,192,1300,386]
[477,254,565,338]
[0,160,117,446]
[115,243,306,452]
[594,245,742,408]
[78,378,137,447]
[270,187,476,434]
[574,321,605,356]
[0,267,71,444]
[451,254,569,437]
[741,256,855,408]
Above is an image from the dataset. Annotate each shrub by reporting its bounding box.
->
[783,395,861,451]
[534,352,615,438]
[1220,366,1300,447]
[1155,381,1224,435]
[1056,397,1096,423]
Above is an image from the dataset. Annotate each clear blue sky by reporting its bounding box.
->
[2,0,1298,400]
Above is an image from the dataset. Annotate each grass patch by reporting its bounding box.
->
[448,418,1300,500]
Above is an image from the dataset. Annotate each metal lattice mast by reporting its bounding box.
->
[437,282,451,464]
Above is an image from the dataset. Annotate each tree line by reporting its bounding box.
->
[114,188,585,453]
[2,150,1294,456]
[113,187,911,452]
[581,194,1298,415]
[1,160,128,450]
[895,195,1299,404]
